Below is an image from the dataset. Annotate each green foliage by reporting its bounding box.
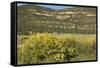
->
[17,33,96,64]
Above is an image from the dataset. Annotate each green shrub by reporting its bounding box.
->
[17,33,96,64]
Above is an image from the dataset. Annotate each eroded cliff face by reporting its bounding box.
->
[17,4,96,34]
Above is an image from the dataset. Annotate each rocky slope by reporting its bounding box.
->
[17,4,96,34]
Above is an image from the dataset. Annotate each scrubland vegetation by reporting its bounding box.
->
[17,33,96,64]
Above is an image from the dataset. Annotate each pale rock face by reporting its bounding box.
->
[86,14,96,16]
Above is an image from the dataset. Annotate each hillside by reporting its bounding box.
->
[17,4,96,34]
